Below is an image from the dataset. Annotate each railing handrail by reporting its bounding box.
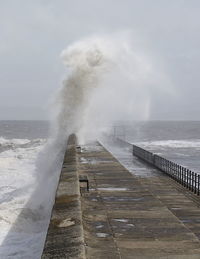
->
[132,144,200,196]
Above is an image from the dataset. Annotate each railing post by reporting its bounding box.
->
[184,168,186,186]
[180,167,182,184]
[174,163,177,180]
[194,173,197,194]
[189,170,191,190]
[186,169,189,189]
[177,165,179,182]
[182,167,184,185]
[179,165,181,184]
[169,161,172,176]
[172,162,174,178]
[173,162,175,179]
[175,164,178,181]
[191,172,194,192]
[167,160,170,175]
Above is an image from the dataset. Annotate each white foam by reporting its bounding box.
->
[0,138,46,258]
[0,137,31,145]
[134,139,200,148]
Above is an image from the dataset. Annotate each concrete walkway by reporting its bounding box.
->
[78,142,200,259]
[42,135,85,259]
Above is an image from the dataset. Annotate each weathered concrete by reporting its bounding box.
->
[79,142,200,259]
[42,138,200,259]
[42,135,85,259]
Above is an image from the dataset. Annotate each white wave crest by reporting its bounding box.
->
[0,137,30,146]
[136,139,200,148]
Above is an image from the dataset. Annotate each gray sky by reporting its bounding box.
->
[1,0,200,120]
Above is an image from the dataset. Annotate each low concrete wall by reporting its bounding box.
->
[42,134,85,259]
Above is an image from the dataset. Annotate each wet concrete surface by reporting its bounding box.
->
[79,142,200,259]
[42,135,85,259]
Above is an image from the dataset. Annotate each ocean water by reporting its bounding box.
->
[0,121,50,259]
[1,120,200,258]
[114,121,200,173]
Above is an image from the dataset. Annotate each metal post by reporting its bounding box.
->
[184,168,186,186]
[191,172,194,192]
[186,169,189,189]
[177,164,180,180]
[194,173,197,194]
[182,167,184,185]
[189,170,191,190]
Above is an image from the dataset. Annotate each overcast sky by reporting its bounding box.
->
[1,0,200,120]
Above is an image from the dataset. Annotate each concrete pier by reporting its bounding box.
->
[79,142,200,259]
[42,135,85,259]
[42,138,200,258]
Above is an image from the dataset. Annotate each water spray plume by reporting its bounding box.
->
[0,34,174,258]
[54,37,112,144]
[54,34,171,144]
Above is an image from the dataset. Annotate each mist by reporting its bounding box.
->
[52,33,173,143]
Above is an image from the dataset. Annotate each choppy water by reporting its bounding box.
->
[0,121,49,140]
[114,121,200,173]
[0,121,50,258]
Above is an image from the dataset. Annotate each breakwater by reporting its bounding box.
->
[42,136,200,258]
[42,134,85,258]
[78,141,200,258]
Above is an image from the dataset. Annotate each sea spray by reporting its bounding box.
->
[54,37,112,144]
[34,34,159,209]
[32,37,112,204]
[10,37,116,258]
[58,34,173,143]
[36,33,170,197]
[0,34,173,258]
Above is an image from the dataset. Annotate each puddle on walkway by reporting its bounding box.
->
[114,219,128,223]
[97,187,128,191]
[96,233,109,238]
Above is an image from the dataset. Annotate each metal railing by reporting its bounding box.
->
[132,144,200,196]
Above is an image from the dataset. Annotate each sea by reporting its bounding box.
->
[113,121,200,173]
[0,121,50,259]
[0,120,200,258]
